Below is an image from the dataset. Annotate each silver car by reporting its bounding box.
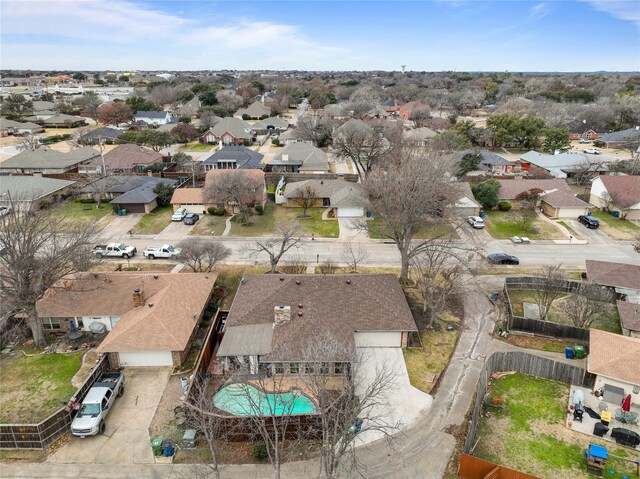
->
[467,216,485,229]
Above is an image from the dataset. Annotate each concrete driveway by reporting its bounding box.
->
[96,214,143,242]
[155,219,195,241]
[565,219,610,245]
[47,368,170,465]
[338,217,368,241]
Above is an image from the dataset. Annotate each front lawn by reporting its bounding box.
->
[229,204,339,238]
[0,352,84,423]
[590,210,640,240]
[188,215,227,236]
[49,200,115,231]
[367,218,459,240]
[484,211,565,240]
[474,372,640,479]
[132,206,173,234]
[178,142,214,152]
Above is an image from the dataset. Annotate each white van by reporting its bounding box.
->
[467,216,485,229]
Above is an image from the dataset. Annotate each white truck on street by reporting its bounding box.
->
[143,244,182,259]
[70,372,125,438]
[93,243,137,259]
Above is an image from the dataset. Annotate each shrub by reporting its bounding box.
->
[77,198,97,204]
[207,206,217,215]
[242,114,251,121]
[593,140,605,148]
[319,260,338,274]
[39,200,51,209]
[212,207,226,216]
[179,117,191,123]
[243,139,252,147]
[498,201,512,211]
[252,442,269,461]
[271,139,281,146]
[255,204,264,215]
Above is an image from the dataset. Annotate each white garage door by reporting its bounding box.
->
[118,351,173,367]
[337,207,364,218]
[182,204,205,215]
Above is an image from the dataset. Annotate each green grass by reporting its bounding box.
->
[131,205,173,234]
[229,203,277,236]
[178,142,215,152]
[367,217,459,240]
[189,215,227,236]
[49,200,114,230]
[483,211,564,240]
[590,210,640,240]
[0,352,84,423]
[229,204,339,238]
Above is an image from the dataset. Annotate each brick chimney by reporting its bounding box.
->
[274,304,291,325]
[132,288,144,307]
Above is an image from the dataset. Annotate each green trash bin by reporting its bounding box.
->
[122,209,127,216]
[151,436,163,456]
[574,345,585,360]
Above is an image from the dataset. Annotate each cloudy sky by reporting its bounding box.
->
[1,0,638,71]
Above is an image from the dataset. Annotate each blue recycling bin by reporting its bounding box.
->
[479,211,485,218]
[612,211,619,218]
[565,346,574,359]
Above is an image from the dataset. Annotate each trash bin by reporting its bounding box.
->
[162,438,174,457]
[565,347,574,359]
[490,292,499,301]
[151,437,163,456]
[117,209,123,216]
[574,345,585,359]
[122,209,127,216]
[612,211,619,218]
[479,211,485,218]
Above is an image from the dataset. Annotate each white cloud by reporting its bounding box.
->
[529,2,551,20]
[583,0,640,27]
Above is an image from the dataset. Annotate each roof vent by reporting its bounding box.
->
[295,280,301,285]
[148,303,154,308]
[298,311,303,317]
[280,277,285,281]
[298,303,303,309]
[153,275,159,280]
[346,279,352,285]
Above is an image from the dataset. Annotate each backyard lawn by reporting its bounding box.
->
[484,211,565,240]
[188,215,227,236]
[0,351,84,423]
[178,142,214,152]
[474,373,640,479]
[590,210,640,240]
[229,204,339,238]
[508,289,621,333]
[49,200,115,231]
[132,206,173,234]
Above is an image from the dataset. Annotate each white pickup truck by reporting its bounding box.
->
[143,244,182,260]
[93,243,137,259]
[71,372,124,437]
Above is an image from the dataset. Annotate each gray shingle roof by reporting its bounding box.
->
[598,127,640,143]
[80,176,176,195]
[202,145,264,169]
[109,182,169,205]
[235,101,271,118]
[0,175,75,202]
[209,117,253,140]
[283,179,364,207]
[0,146,99,170]
[80,127,124,140]
[459,149,511,166]
[134,111,169,119]
[271,143,328,172]
[497,179,572,200]
[250,117,289,130]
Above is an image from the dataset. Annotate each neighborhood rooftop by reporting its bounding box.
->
[0,146,99,170]
[585,260,640,292]
[588,329,640,386]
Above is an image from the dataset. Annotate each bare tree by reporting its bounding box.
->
[409,105,432,128]
[571,156,606,186]
[0,199,97,347]
[341,240,369,273]
[333,120,392,179]
[216,90,244,114]
[532,265,566,321]
[16,134,40,152]
[291,183,317,217]
[243,222,302,273]
[608,189,636,220]
[362,148,462,281]
[296,110,334,147]
[560,283,614,328]
[172,152,204,188]
[177,239,231,273]
[200,110,221,129]
[204,170,263,224]
[347,85,381,119]
[318,260,338,274]
[73,91,102,122]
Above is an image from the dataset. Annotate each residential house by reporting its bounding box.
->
[0,119,44,136]
[215,274,418,375]
[176,97,201,119]
[455,182,482,216]
[80,175,176,201]
[323,104,349,121]
[538,189,592,218]
[566,121,606,141]
[585,260,640,304]
[281,179,365,217]
[234,101,271,120]
[79,144,163,174]
[617,301,640,338]
[404,127,437,147]
[79,127,123,145]
[0,175,75,210]
[249,117,289,135]
[458,149,516,176]
[32,100,55,113]
[587,329,640,406]
[36,272,217,367]
[278,128,311,145]
[201,117,254,145]
[41,114,87,128]
[108,177,178,213]
[133,110,173,126]
[269,143,329,173]
[398,101,428,120]
[201,145,264,171]
[381,99,403,115]
[362,107,390,121]
[518,150,608,179]
[496,179,573,203]
[590,176,640,220]
[597,126,640,149]
[170,169,266,215]
[0,146,99,174]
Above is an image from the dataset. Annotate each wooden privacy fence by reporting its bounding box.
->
[458,454,540,479]
[0,354,111,449]
[463,351,592,454]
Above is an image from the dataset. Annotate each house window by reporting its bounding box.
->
[305,364,315,374]
[274,363,284,375]
[43,317,61,330]
[334,363,346,375]
[289,363,299,374]
[634,385,640,395]
[320,363,329,375]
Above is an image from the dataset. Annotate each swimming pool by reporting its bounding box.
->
[213,383,317,416]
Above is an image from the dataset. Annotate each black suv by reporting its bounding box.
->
[578,215,599,229]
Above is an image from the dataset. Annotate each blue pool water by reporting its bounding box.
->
[213,383,317,416]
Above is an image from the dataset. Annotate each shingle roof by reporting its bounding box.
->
[209,117,253,140]
[618,301,640,333]
[134,111,169,119]
[87,144,162,170]
[109,180,175,205]
[171,188,204,204]
[585,260,640,291]
[599,176,640,207]
[283,179,364,208]
[539,189,592,208]
[599,127,640,143]
[0,175,75,202]
[79,127,123,140]
[235,101,271,118]
[42,114,86,125]
[458,149,511,166]
[271,143,328,172]
[0,119,42,130]
[0,146,99,170]
[497,179,572,200]
[520,151,590,174]
[219,274,417,362]
[250,117,289,130]
[588,329,640,385]
[202,145,264,169]
[404,127,438,142]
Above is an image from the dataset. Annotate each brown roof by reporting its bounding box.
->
[171,188,204,204]
[599,176,640,207]
[588,329,640,385]
[89,144,162,170]
[585,260,640,291]
[219,274,417,362]
[618,301,640,332]
[497,179,571,200]
[204,169,265,204]
[37,272,216,352]
[540,189,592,208]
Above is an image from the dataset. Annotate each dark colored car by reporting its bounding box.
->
[183,213,199,225]
[578,215,599,229]
[487,253,520,265]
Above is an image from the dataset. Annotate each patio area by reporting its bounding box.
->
[567,385,640,449]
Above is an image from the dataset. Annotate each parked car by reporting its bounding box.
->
[143,244,182,259]
[579,139,591,144]
[93,243,137,259]
[487,253,520,265]
[584,148,600,155]
[578,215,600,229]
[183,213,199,225]
[467,216,485,229]
[171,208,187,221]
[71,372,124,438]
[0,206,11,217]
